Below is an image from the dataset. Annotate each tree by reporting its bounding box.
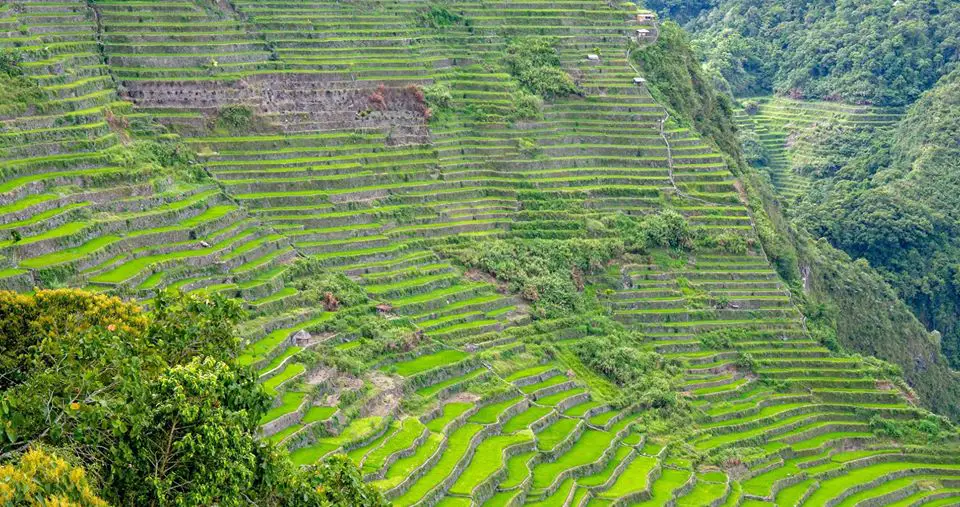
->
[149,289,246,365]
[105,357,269,506]
[306,455,389,507]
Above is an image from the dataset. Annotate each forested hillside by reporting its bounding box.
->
[794,69,960,370]
[648,0,960,106]
[1,0,959,505]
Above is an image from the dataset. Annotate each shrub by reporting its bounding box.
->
[574,334,661,386]
[517,137,540,157]
[698,328,749,350]
[105,140,202,181]
[423,83,453,110]
[697,230,748,254]
[870,415,955,444]
[735,352,757,370]
[602,210,693,253]
[216,104,255,132]
[285,259,369,307]
[417,5,464,28]
[509,91,543,120]
[573,332,684,410]
[444,238,623,317]
[0,49,24,76]
[0,72,43,117]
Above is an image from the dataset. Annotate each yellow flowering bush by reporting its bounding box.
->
[0,446,106,506]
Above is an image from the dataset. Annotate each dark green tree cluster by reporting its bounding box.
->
[649,0,960,106]
[0,289,387,506]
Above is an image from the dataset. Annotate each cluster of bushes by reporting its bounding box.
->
[870,414,957,444]
[423,82,453,113]
[504,37,579,99]
[286,259,370,308]
[510,91,544,121]
[572,331,684,410]
[697,327,751,350]
[107,139,201,177]
[444,238,622,318]
[601,210,693,252]
[0,289,386,506]
[215,104,255,132]
[0,49,25,77]
[0,69,42,118]
[417,5,468,28]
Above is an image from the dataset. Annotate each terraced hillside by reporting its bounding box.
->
[1,0,958,506]
[734,97,903,204]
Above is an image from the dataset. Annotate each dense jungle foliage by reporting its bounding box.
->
[647,0,960,106]
[794,69,960,371]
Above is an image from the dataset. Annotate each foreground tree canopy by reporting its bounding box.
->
[0,289,387,507]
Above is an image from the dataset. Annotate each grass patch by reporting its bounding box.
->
[502,405,553,434]
[426,402,472,433]
[388,349,469,377]
[363,417,426,474]
[578,445,633,487]
[417,368,486,398]
[531,429,614,489]
[469,397,522,425]
[259,391,306,424]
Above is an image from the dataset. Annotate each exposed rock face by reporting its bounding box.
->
[124,76,431,142]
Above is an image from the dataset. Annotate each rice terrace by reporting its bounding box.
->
[0,0,959,506]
